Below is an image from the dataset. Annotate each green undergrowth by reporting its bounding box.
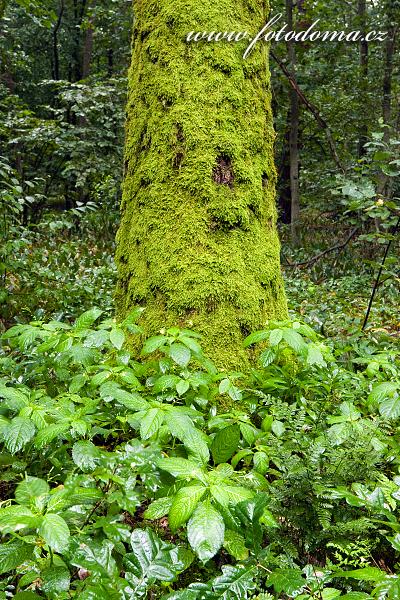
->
[0,308,399,598]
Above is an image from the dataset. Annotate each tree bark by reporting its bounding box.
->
[377,10,397,201]
[81,12,94,79]
[52,0,65,81]
[357,0,369,157]
[286,0,301,246]
[115,0,288,369]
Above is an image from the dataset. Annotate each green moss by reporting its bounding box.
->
[115,0,288,370]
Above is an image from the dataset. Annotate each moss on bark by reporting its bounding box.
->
[115,0,288,369]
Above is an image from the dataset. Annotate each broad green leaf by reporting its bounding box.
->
[267,568,305,595]
[72,440,101,471]
[0,506,39,534]
[153,374,182,394]
[187,502,224,561]
[41,567,70,594]
[110,327,125,350]
[169,343,191,367]
[34,423,69,448]
[142,335,167,355]
[243,331,270,347]
[84,330,109,348]
[3,417,35,454]
[307,344,327,367]
[169,486,207,531]
[282,329,306,353]
[140,408,164,440]
[253,451,269,475]
[183,427,210,465]
[164,411,194,440]
[39,513,70,553]
[0,383,29,411]
[124,528,187,582]
[211,425,240,465]
[340,594,372,600]
[379,396,400,419]
[260,348,276,367]
[157,458,206,482]
[369,382,398,403]
[0,540,33,574]
[144,497,174,520]
[15,477,50,506]
[71,540,118,579]
[212,565,256,597]
[223,530,249,560]
[112,388,149,411]
[74,308,103,331]
[269,329,283,347]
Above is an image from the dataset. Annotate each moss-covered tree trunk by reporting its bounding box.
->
[115,0,288,369]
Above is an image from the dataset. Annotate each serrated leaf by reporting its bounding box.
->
[282,329,306,353]
[39,513,70,553]
[74,308,103,331]
[223,530,249,560]
[176,380,190,396]
[169,343,191,367]
[369,382,398,403]
[0,540,33,575]
[72,440,101,471]
[110,328,125,350]
[213,564,256,597]
[3,417,35,454]
[142,335,167,355]
[169,486,207,531]
[253,451,269,475]
[307,344,327,367]
[157,458,206,482]
[211,425,240,465]
[0,383,29,411]
[34,423,69,448]
[183,428,210,465]
[41,567,70,594]
[140,408,164,440]
[144,497,174,520]
[379,396,400,419]
[15,477,50,506]
[267,568,305,595]
[269,329,283,346]
[153,374,182,394]
[187,502,224,561]
[112,388,149,411]
[243,331,270,347]
[0,506,39,534]
[71,539,118,579]
[124,528,186,582]
[260,348,276,367]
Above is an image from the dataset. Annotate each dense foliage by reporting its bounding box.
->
[0,304,399,598]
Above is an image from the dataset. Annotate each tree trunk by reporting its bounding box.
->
[357,0,369,157]
[81,13,94,79]
[115,0,287,369]
[52,0,65,81]
[377,10,397,201]
[286,0,301,246]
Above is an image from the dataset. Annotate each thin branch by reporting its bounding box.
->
[270,49,346,174]
[286,227,359,268]
[362,216,400,331]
